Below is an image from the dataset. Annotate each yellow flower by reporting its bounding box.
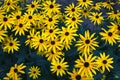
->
[96,52,114,73]
[0,15,14,30]
[3,73,21,80]
[31,32,48,52]
[65,15,83,28]
[65,3,81,16]
[28,66,41,80]
[102,1,114,10]
[75,30,99,56]
[50,58,69,76]
[2,36,20,54]
[89,12,104,25]
[75,54,98,77]
[44,50,64,61]
[0,28,7,42]
[108,22,120,33]
[91,2,102,11]
[26,0,40,13]
[77,0,93,9]
[80,8,92,19]
[43,0,61,14]
[107,10,120,21]
[60,26,78,44]
[8,63,26,80]
[47,38,63,53]
[3,0,18,12]
[68,68,94,80]
[99,28,120,45]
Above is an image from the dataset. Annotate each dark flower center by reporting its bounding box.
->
[19,23,23,27]
[65,32,69,36]
[49,18,52,22]
[16,15,20,19]
[85,39,90,44]
[51,41,55,45]
[29,16,32,19]
[71,8,75,12]
[103,60,107,64]
[31,25,35,28]
[107,2,110,4]
[31,4,35,8]
[57,65,61,69]
[117,25,120,30]
[7,2,10,5]
[3,17,8,22]
[96,15,99,18]
[84,10,87,13]
[14,68,18,73]
[50,4,54,8]
[76,75,81,80]
[39,39,44,43]
[108,32,112,36]
[72,17,76,21]
[33,71,36,74]
[49,29,53,33]
[84,62,89,67]
[9,43,13,46]
[83,0,86,2]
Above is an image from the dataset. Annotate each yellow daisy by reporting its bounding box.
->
[12,19,29,36]
[96,52,114,73]
[80,8,92,19]
[43,0,61,14]
[77,0,93,9]
[60,26,78,44]
[3,73,21,80]
[99,28,120,45]
[107,10,120,21]
[50,58,69,77]
[89,12,104,25]
[75,30,99,56]
[31,32,48,52]
[2,36,20,54]
[64,3,81,16]
[102,1,114,10]
[75,54,98,77]
[91,2,102,11]
[26,0,40,13]
[0,28,7,42]
[44,50,64,61]
[108,22,120,33]
[0,15,14,30]
[68,68,94,80]
[28,66,41,80]
[65,15,83,28]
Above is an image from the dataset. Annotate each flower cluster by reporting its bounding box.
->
[0,0,120,80]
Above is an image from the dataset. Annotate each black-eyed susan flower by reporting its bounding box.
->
[47,38,63,53]
[108,22,120,33]
[44,13,59,27]
[91,2,102,11]
[0,28,7,42]
[43,0,61,14]
[28,66,41,80]
[0,15,14,30]
[60,26,78,44]
[44,26,61,41]
[99,28,120,45]
[80,8,92,19]
[77,0,93,9]
[96,52,114,73]
[44,50,64,61]
[75,54,98,77]
[65,15,83,28]
[23,12,37,26]
[2,36,20,54]
[8,63,26,80]
[50,58,69,77]
[68,68,94,80]
[26,0,40,13]
[102,1,114,10]
[75,30,99,56]
[65,3,81,17]
[3,73,21,80]
[31,32,48,52]
[89,12,104,25]
[12,19,29,36]
[107,10,120,21]
[3,0,17,12]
